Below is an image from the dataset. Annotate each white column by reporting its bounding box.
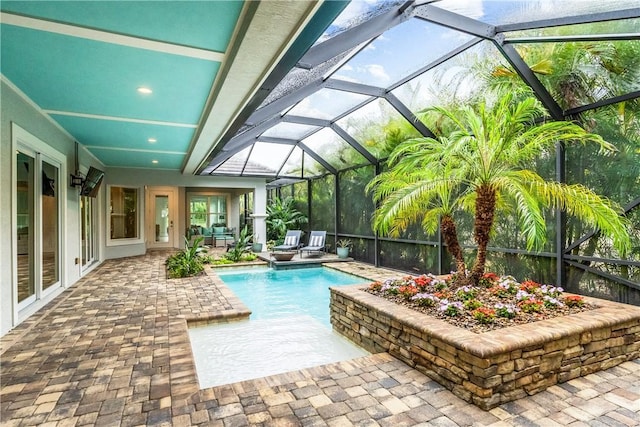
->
[251,185,267,245]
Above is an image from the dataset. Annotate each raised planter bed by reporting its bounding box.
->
[330,285,640,410]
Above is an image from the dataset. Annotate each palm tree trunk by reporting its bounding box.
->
[440,214,466,278]
[470,184,497,284]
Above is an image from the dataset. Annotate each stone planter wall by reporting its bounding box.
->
[330,285,640,410]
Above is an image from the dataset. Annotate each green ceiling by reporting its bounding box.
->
[1,0,241,170]
[1,0,348,172]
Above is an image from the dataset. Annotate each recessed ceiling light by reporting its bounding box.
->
[148,138,157,143]
[137,87,152,94]
[152,160,158,164]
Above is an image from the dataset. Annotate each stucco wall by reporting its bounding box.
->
[103,168,267,258]
[1,80,103,336]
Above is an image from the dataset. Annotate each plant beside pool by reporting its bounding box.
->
[211,225,258,265]
[166,232,258,278]
[365,272,592,333]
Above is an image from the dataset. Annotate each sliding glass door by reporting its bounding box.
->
[13,125,64,315]
[16,151,35,305]
[42,159,60,291]
[81,195,97,269]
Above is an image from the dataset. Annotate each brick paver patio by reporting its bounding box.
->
[1,251,639,426]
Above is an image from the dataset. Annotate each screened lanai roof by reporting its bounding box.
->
[199,0,640,180]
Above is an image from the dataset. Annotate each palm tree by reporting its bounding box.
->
[369,92,631,285]
[367,144,469,277]
[266,196,308,242]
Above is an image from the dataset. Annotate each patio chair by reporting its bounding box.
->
[299,231,327,257]
[272,230,302,251]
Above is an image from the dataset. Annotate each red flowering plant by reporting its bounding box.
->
[413,274,433,291]
[489,285,509,298]
[398,285,419,299]
[368,281,383,292]
[434,290,452,300]
[473,307,496,324]
[518,298,543,313]
[490,276,519,298]
[478,272,500,288]
[563,295,585,307]
[520,280,541,293]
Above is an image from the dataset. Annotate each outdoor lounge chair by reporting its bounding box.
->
[299,231,326,257]
[272,230,302,251]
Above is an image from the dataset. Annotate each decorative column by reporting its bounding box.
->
[251,184,268,246]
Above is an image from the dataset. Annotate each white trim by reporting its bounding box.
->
[1,12,225,62]
[98,165,180,172]
[89,146,187,155]
[44,110,198,128]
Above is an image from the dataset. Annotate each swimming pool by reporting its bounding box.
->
[189,266,370,388]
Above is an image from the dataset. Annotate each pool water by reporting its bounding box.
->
[189,266,370,388]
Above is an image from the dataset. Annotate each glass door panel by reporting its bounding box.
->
[81,196,96,268]
[147,188,175,249]
[42,160,59,290]
[16,151,35,304]
[154,195,170,243]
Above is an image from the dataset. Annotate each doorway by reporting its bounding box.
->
[146,187,177,249]
[12,124,65,321]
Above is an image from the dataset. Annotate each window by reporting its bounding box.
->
[109,186,141,243]
[188,194,228,228]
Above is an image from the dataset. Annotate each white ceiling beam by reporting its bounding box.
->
[44,110,197,128]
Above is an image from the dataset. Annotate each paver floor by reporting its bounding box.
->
[1,251,639,426]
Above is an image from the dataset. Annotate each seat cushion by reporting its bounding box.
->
[309,235,323,247]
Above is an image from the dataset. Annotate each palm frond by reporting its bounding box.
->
[529,180,631,255]
[493,172,547,251]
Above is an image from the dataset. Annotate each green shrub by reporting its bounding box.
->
[166,236,207,278]
[224,226,252,262]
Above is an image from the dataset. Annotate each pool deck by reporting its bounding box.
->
[1,250,639,426]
